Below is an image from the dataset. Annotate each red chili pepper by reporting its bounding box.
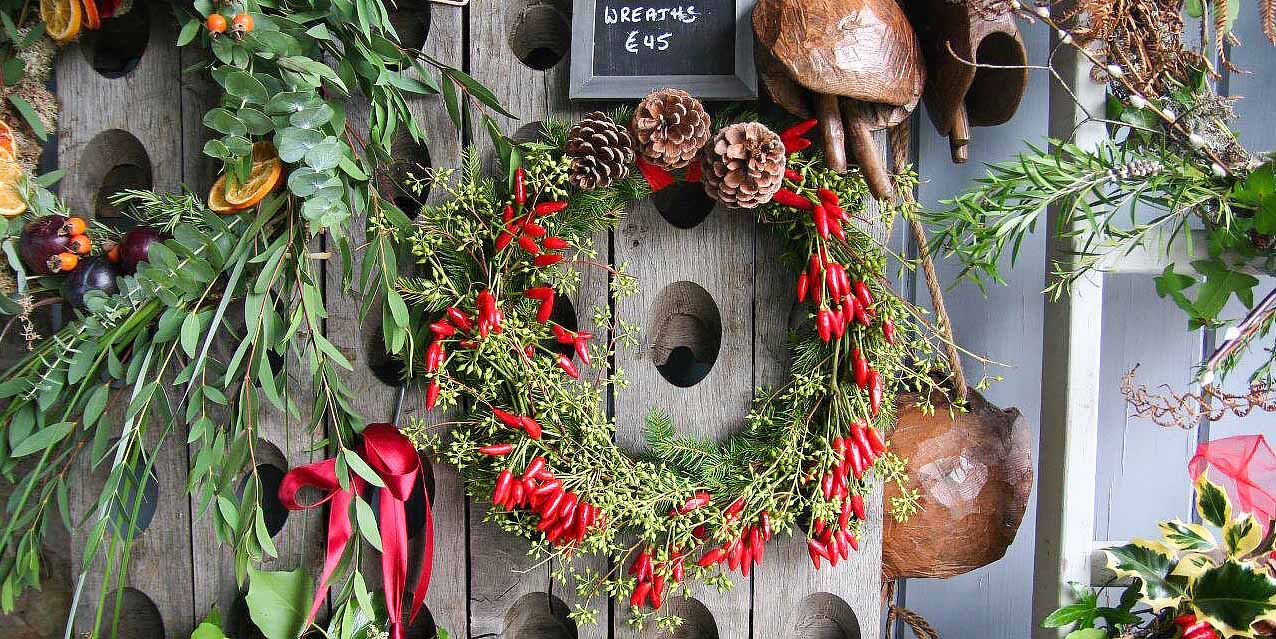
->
[650,575,665,610]
[495,232,514,251]
[796,273,809,303]
[850,422,875,461]
[724,496,745,517]
[446,307,473,332]
[574,336,591,366]
[750,526,765,563]
[522,221,547,237]
[883,318,896,344]
[760,511,772,540]
[525,286,554,300]
[692,524,707,539]
[532,479,562,497]
[727,536,743,571]
[784,168,802,182]
[426,380,439,409]
[829,219,846,241]
[514,167,526,205]
[673,491,711,515]
[534,201,569,216]
[430,319,455,338]
[780,119,818,154]
[847,533,859,551]
[542,236,569,250]
[816,309,832,342]
[813,204,829,239]
[502,204,515,222]
[831,307,846,339]
[772,188,815,210]
[868,370,883,416]
[477,290,495,316]
[426,341,445,373]
[834,529,852,560]
[552,325,575,343]
[854,301,872,327]
[846,440,865,478]
[807,539,829,568]
[523,344,535,360]
[821,473,834,499]
[492,470,513,506]
[865,427,887,457]
[697,548,727,567]
[808,253,822,284]
[534,254,564,267]
[480,443,514,456]
[493,408,522,429]
[518,235,541,255]
[780,118,819,141]
[853,280,873,307]
[522,457,547,482]
[851,494,866,520]
[520,416,543,440]
[556,353,580,379]
[671,555,685,582]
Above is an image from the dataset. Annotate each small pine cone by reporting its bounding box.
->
[701,122,786,209]
[566,111,634,190]
[631,88,711,170]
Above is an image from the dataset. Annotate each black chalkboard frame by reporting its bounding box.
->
[569,0,758,100]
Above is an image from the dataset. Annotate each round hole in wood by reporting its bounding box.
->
[388,0,432,51]
[100,587,165,637]
[503,592,577,639]
[508,3,571,71]
[649,281,722,388]
[236,439,290,538]
[638,596,718,639]
[652,181,717,229]
[385,129,431,218]
[370,451,435,540]
[80,4,151,78]
[540,293,578,360]
[82,129,153,221]
[511,120,548,144]
[786,592,860,639]
[363,306,406,386]
[95,438,160,535]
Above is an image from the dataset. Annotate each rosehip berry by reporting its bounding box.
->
[62,216,87,236]
[231,13,254,35]
[67,234,91,255]
[49,251,78,273]
[206,14,227,34]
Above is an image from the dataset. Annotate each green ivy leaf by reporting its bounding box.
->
[245,567,312,639]
[1190,258,1258,324]
[1191,560,1276,636]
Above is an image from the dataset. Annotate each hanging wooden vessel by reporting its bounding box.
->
[883,387,1033,579]
[908,0,1029,163]
[752,0,925,201]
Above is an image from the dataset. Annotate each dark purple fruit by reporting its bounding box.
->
[19,215,73,275]
[116,227,163,275]
[63,257,119,310]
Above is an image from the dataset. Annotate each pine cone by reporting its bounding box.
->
[566,111,634,190]
[701,122,786,209]
[631,88,711,170]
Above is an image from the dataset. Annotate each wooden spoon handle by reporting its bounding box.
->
[950,103,971,164]
[815,93,847,173]
[846,107,896,202]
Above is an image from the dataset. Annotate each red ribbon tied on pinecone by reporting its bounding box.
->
[278,423,433,639]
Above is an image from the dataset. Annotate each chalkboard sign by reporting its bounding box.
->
[570,0,757,100]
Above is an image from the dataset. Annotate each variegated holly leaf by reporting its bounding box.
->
[1196,476,1233,528]
[1105,539,1185,610]
[1225,513,1265,559]
[1173,552,1216,581]
[1160,519,1218,552]
[1190,559,1276,638]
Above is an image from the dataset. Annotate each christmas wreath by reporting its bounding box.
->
[384,91,964,630]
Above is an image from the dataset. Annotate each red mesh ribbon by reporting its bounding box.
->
[1189,434,1276,525]
[279,423,433,639]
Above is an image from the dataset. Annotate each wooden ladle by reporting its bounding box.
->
[752,0,925,201]
[908,0,1029,163]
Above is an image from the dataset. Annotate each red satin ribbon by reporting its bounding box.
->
[278,423,434,639]
[635,156,676,192]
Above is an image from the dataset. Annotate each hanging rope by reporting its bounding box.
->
[889,119,970,401]
[883,578,941,639]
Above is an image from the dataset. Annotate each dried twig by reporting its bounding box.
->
[1122,366,1276,428]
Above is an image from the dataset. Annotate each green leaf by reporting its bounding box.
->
[275,127,325,163]
[1224,513,1263,558]
[1190,258,1259,324]
[177,19,202,47]
[1159,519,1216,551]
[180,313,202,357]
[1064,629,1107,639]
[304,136,343,171]
[353,496,382,551]
[1191,560,1276,636]
[192,608,228,639]
[1103,540,1183,610]
[12,421,73,457]
[1196,476,1233,528]
[290,102,335,129]
[203,108,247,137]
[224,69,270,104]
[342,448,386,488]
[245,567,312,639]
[8,95,46,141]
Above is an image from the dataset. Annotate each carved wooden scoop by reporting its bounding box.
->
[752,0,925,201]
[908,0,1028,163]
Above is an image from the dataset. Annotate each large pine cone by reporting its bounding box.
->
[566,111,634,190]
[631,88,712,170]
[701,122,786,209]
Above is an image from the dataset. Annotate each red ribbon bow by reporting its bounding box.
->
[278,423,433,639]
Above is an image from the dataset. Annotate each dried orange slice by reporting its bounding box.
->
[40,0,82,42]
[208,142,283,214]
[0,160,28,218]
[81,0,99,30]
[0,120,17,161]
